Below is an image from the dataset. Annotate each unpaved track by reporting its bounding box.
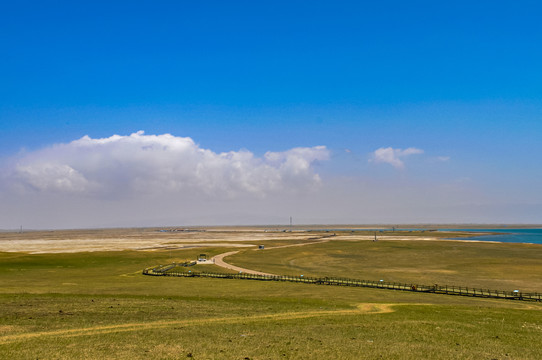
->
[210,236,333,276]
[265,236,332,250]
[211,251,275,276]
[0,303,399,344]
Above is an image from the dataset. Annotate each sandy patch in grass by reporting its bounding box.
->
[356,303,397,314]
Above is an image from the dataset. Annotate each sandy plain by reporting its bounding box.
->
[0,226,483,254]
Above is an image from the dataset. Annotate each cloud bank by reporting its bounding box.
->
[3,134,532,229]
[370,147,424,169]
[7,131,330,199]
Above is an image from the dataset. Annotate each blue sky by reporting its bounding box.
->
[1,1,541,228]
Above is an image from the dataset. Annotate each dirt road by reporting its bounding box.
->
[210,236,333,276]
[211,251,275,276]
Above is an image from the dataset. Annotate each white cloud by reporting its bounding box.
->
[3,135,537,229]
[7,131,330,199]
[370,147,424,169]
[15,163,91,193]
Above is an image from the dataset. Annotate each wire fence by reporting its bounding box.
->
[142,264,542,302]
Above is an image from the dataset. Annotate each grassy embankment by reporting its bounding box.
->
[1,231,542,359]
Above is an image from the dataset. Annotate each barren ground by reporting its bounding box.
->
[0,226,480,254]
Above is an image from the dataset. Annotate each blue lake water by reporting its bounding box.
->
[443,228,542,245]
[306,228,542,245]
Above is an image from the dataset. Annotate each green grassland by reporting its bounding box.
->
[228,238,542,292]
[1,234,542,359]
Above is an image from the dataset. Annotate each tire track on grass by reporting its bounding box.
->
[0,303,399,344]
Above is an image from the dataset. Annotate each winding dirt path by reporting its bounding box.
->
[210,235,334,276]
[0,303,399,344]
[211,251,275,276]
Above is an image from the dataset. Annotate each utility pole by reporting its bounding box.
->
[290,216,292,231]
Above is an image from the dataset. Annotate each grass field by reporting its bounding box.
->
[1,228,542,359]
[228,238,542,292]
